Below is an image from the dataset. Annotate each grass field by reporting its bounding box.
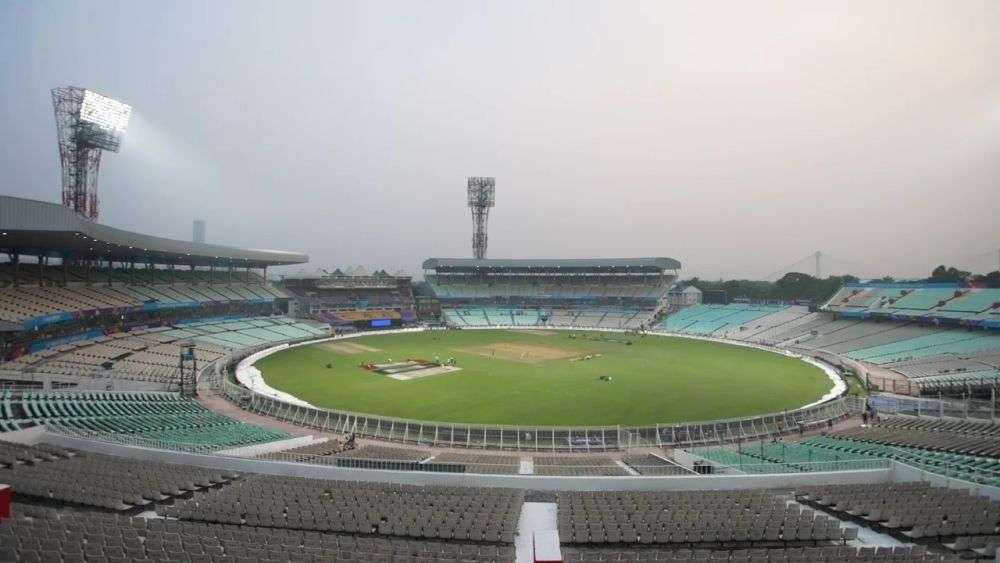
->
[257,329,832,426]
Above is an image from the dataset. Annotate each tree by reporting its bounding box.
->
[972,271,1000,286]
[927,265,971,283]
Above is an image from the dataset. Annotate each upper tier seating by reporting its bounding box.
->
[427,274,669,301]
[845,331,1000,365]
[823,285,1000,324]
[442,306,649,329]
[0,281,288,326]
[5,316,329,383]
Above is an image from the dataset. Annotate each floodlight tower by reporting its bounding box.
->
[467,177,495,259]
[52,87,132,221]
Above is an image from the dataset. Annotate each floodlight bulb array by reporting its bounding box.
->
[80,90,132,132]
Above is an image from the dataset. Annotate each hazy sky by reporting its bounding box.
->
[2,1,999,280]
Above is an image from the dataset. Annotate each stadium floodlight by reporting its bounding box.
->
[52,87,132,220]
[467,177,495,260]
[81,90,132,134]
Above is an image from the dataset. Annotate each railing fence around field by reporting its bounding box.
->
[847,393,1000,422]
[211,342,851,452]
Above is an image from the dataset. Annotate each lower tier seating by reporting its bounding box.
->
[2,449,236,511]
[795,481,1000,540]
[1,390,291,452]
[562,545,941,562]
[5,502,514,563]
[158,473,523,543]
[534,456,629,476]
[557,490,857,546]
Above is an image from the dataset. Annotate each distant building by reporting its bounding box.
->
[668,285,703,308]
[193,220,206,243]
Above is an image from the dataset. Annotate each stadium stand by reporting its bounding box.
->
[6,196,1000,562]
[795,482,1000,540]
[534,456,629,476]
[6,501,515,562]
[621,454,693,476]
[158,473,523,543]
[561,545,938,561]
[334,445,431,462]
[0,196,312,391]
[659,303,789,336]
[556,490,857,545]
[698,434,1000,487]
[426,258,678,330]
[3,316,328,386]
[280,268,418,330]
[650,281,1000,397]
[2,448,234,510]
[430,452,522,475]
[823,283,1000,326]
[0,390,290,451]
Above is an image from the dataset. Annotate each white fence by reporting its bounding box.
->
[848,393,1000,421]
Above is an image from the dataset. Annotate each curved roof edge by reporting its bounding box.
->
[422,257,682,271]
[0,195,308,267]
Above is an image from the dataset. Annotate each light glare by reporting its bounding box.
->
[81,90,132,132]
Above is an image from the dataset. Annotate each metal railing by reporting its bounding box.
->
[686,457,890,475]
[856,393,1000,421]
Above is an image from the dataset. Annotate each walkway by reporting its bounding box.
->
[515,502,558,563]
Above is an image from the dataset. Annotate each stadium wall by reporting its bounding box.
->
[40,430,892,491]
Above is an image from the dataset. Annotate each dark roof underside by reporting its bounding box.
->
[0,196,307,267]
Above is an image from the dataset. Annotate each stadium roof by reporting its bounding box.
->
[422,257,681,272]
[0,196,307,267]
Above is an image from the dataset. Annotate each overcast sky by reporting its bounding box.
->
[1,0,999,280]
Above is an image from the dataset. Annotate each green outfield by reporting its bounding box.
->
[256,329,831,426]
